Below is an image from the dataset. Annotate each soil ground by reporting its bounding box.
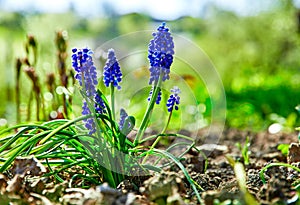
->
[0,127,299,205]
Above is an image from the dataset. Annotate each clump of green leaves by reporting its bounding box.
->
[0,23,202,203]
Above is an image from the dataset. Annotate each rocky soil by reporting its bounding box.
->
[0,127,299,205]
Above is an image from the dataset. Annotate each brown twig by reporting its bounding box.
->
[55,31,69,118]
[15,58,22,123]
[24,67,42,121]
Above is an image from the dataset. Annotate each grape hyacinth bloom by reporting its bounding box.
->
[72,48,105,134]
[103,49,122,90]
[134,23,175,145]
[119,108,128,130]
[166,86,181,112]
[148,22,174,85]
[119,108,133,136]
[119,108,130,130]
[147,88,162,104]
[95,93,106,115]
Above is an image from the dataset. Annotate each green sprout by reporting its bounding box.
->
[235,136,251,165]
[277,143,289,156]
[226,155,259,205]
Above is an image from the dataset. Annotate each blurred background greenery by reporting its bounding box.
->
[1,0,300,133]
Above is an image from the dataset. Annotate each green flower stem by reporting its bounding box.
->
[79,72,119,187]
[150,110,173,148]
[161,110,173,134]
[110,84,115,121]
[79,72,111,143]
[84,88,122,187]
[134,76,162,146]
[82,95,119,187]
[142,111,173,164]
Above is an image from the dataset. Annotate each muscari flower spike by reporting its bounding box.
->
[166,86,181,112]
[119,108,129,130]
[103,48,122,90]
[119,108,134,136]
[148,22,174,85]
[72,48,106,134]
[147,87,162,104]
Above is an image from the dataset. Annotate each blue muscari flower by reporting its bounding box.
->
[119,108,134,136]
[95,93,106,115]
[166,86,180,112]
[148,22,174,85]
[103,49,122,90]
[72,48,106,134]
[119,108,128,130]
[72,48,97,98]
[148,88,162,104]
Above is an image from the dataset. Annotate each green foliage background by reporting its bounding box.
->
[1,2,300,132]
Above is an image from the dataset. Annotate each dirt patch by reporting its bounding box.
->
[0,128,299,204]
